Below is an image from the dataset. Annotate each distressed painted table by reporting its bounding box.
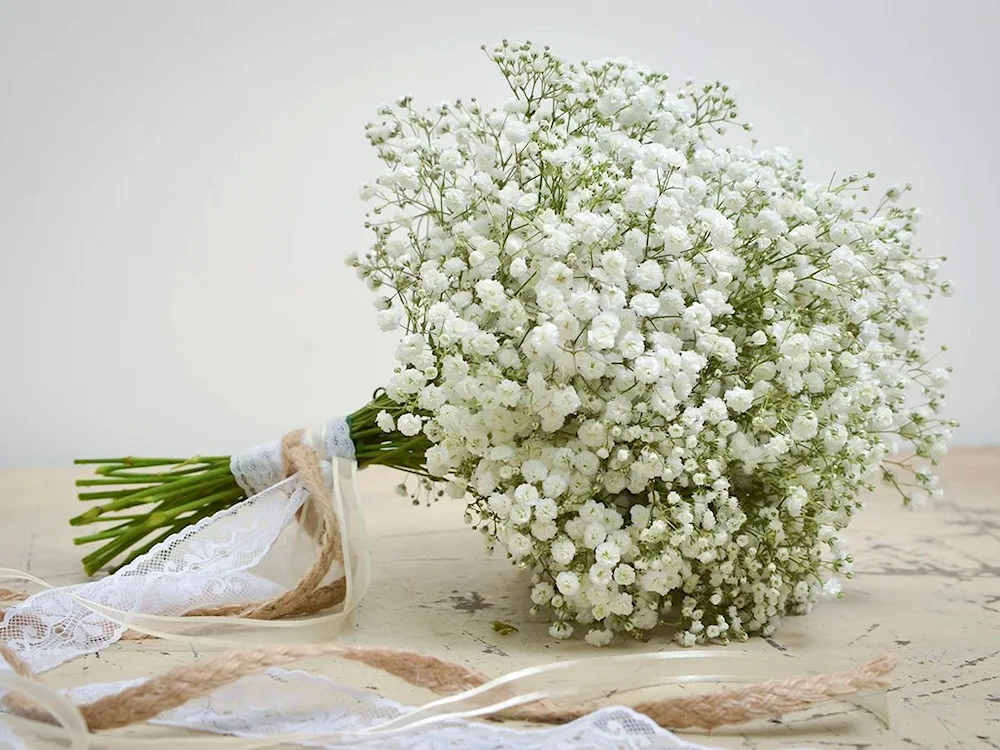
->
[1,449,997,748]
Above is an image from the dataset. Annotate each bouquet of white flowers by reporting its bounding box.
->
[70,41,954,647]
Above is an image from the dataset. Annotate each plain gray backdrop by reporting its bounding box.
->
[1,1,996,465]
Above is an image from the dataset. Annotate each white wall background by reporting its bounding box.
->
[1,1,996,465]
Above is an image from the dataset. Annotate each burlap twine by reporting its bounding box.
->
[0,432,899,734]
[0,641,898,733]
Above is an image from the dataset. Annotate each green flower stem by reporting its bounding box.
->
[69,473,236,525]
[356,446,429,470]
[95,464,208,478]
[77,488,155,502]
[346,426,391,440]
[72,395,434,573]
[75,477,185,487]
[75,465,232,489]
[75,457,230,468]
[73,519,139,545]
[73,513,154,523]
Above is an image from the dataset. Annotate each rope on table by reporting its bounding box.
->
[0,641,897,733]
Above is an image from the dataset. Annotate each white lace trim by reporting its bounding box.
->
[0,478,304,673]
[231,417,355,497]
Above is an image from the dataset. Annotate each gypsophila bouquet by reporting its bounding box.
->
[71,41,954,647]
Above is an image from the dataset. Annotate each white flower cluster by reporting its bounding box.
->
[352,41,954,645]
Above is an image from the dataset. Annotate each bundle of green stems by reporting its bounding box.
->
[70,392,430,575]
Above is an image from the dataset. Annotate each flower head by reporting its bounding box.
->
[358,41,953,645]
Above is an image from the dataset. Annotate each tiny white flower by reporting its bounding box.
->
[585,628,614,647]
[521,459,549,483]
[549,621,574,640]
[629,292,660,317]
[577,420,607,449]
[595,540,621,568]
[396,413,422,437]
[589,563,613,586]
[488,493,512,519]
[587,312,621,350]
[791,413,819,441]
[514,483,540,506]
[509,501,532,526]
[504,119,532,144]
[613,564,636,585]
[701,397,728,424]
[377,309,402,331]
[531,581,554,604]
[555,571,581,596]
[551,537,576,565]
[531,519,558,540]
[632,259,664,291]
[375,411,395,433]
[872,406,894,429]
[623,182,659,212]
[775,270,797,294]
[724,388,755,414]
[509,257,529,279]
[785,486,808,517]
[630,505,651,529]
[633,355,662,384]
[542,473,568,498]
[609,592,634,616]
[535,497,558,520]
[583,522,608,549]
[506,532,532,559]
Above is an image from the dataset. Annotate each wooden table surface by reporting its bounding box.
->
[1,449,998,749]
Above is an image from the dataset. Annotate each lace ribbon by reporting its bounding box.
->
[230,418,356,497]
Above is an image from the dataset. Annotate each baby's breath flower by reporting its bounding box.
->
[375,411,395,433]
[555,570,581,596]
[549,621,574,640]
[359,40,953,646]
[584,628,614,647]
[395,413,422,437]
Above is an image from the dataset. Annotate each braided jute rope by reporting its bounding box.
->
[0,641,896,732]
